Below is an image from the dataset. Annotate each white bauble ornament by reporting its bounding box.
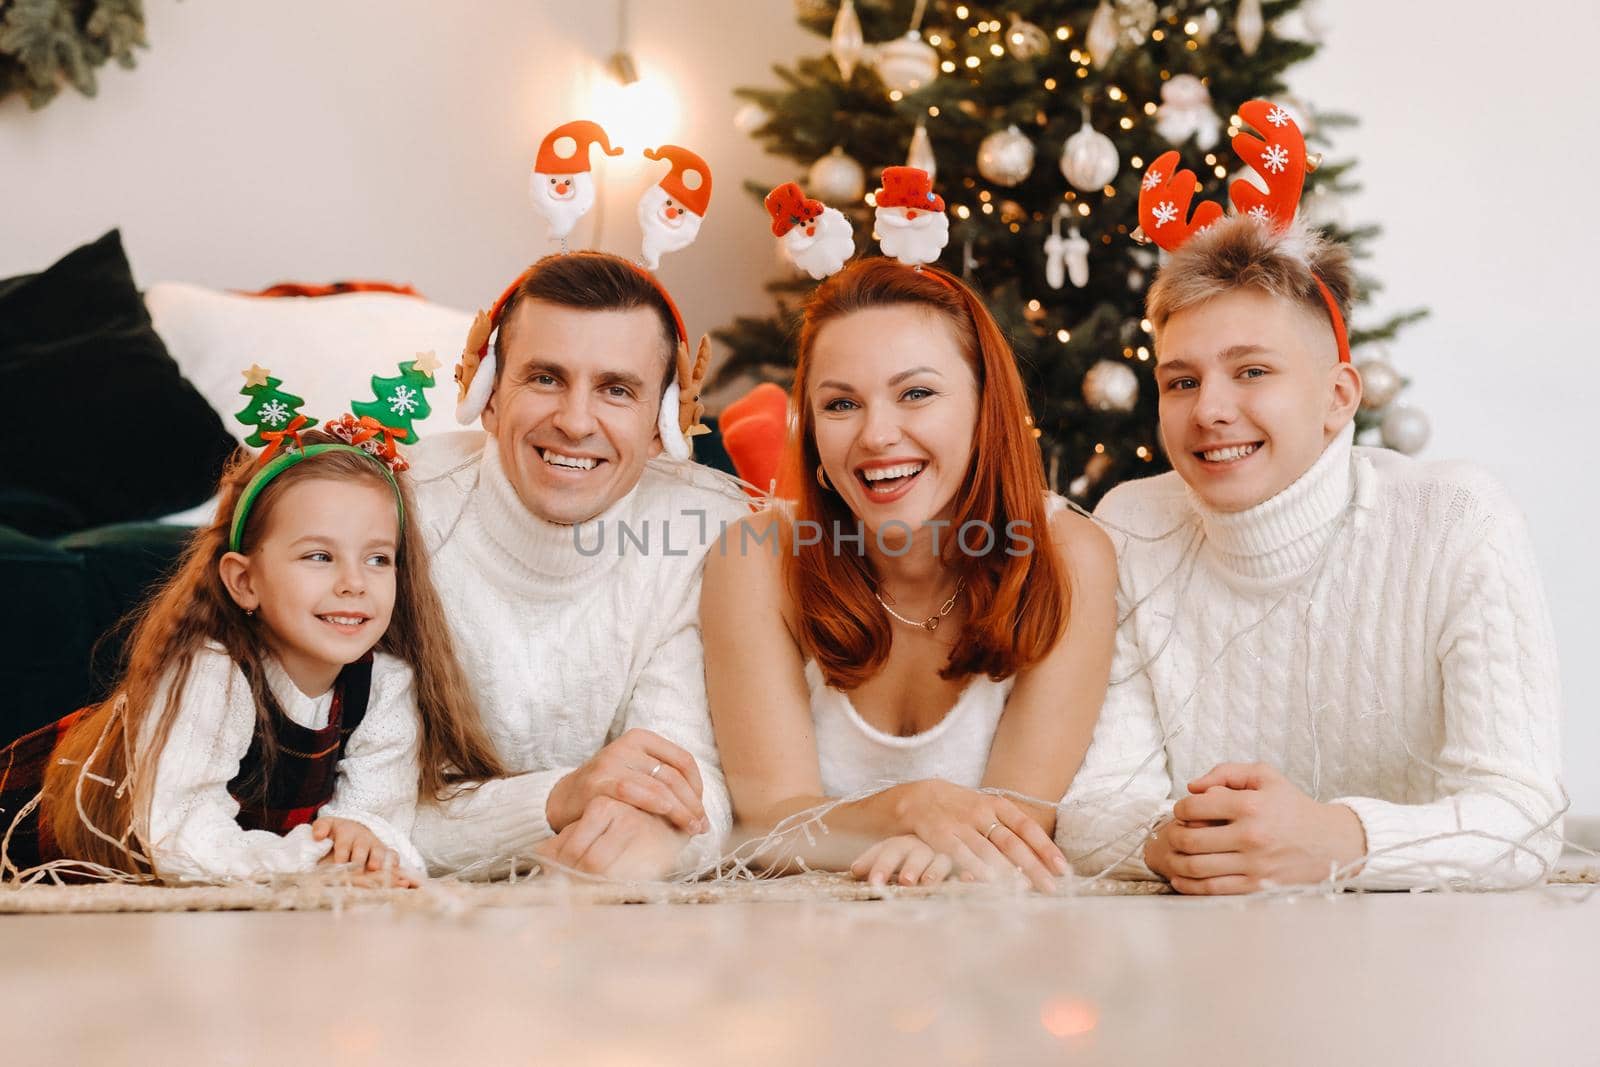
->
[1087,1,1118,69]
[977,125,1035,187]
[831,0,865,81]
[1115,0,1158,45]
[874,31,939,94]
[1083,359,1139,413]
[1236,0,1265,55]
[733,103,768,134]
[1358,355,1403,411]
[1193,6,1221,43]
[1060,109,1120,192]
[1273,0,1328,43]
[1005,16,1050,60]
[1381,405,1431,455]
[1156,74,1222,150]
[809,147,866,202]
[907,122,937,180]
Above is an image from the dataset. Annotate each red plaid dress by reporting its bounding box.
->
[0,656,374,876]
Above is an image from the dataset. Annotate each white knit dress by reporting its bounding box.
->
[1055,424,1565,889]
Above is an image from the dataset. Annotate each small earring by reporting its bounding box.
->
[245,607,256,618]
[816,464,832,492]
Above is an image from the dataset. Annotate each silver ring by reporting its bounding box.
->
[649,762,663,778]
[984,820,1001,841]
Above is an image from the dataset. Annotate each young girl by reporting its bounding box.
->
[0,427,504,885]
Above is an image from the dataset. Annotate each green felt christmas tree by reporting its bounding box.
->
[717,0,1427,503]
[351,354,439,443]
[234,365,312,448]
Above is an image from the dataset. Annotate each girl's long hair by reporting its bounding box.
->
[42,431,505,874]
[782,259,1069,690]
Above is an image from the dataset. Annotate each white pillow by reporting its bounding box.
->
[145,282,476,446]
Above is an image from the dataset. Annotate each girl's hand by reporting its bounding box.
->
[312,816,418,888]
[849,834,954,888]
[890,780,1068,892]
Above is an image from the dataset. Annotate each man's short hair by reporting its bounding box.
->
[1145,215,1356,353]
[493,251,679,397]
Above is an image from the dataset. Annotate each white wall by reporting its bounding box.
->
[4,1,1594,810]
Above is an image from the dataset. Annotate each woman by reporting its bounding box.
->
[702,259,1115,892]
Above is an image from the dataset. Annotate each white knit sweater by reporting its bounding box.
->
[405,433,749,878]
[1056,424,1565,890]
[143,644,424,882]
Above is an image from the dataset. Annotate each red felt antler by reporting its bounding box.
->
[1228,100,1308,231]
[1137,151,1225,252]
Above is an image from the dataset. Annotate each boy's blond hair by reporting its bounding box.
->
[1145,215,1355,355]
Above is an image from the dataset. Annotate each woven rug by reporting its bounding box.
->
[2,865,1594,914]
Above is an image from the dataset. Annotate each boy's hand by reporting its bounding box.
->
[312,816,418,888]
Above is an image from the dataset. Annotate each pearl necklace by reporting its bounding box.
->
[876,577,966,632]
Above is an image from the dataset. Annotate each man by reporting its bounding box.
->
[1056,216,1563,892]
[407,251,747,880]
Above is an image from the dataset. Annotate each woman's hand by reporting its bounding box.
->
[849,834,955,887]
[889,779,1068,892]
[312,816,418,888]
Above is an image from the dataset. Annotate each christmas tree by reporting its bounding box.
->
[0,0,148,109]
[350,354,439,443]
[235,365,312,448]
[716,0,1426,503]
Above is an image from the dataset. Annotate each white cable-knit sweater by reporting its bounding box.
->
[143,644,424,882]
[405,433,749,878]
[1055,424,1564,890]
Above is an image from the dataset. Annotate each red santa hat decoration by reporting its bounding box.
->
[638,145,713,270]
[528,120,624,241]
[1136,98,1350,363]
[762,165,949,281]
[765,182,855,280]
[455,120,714,461]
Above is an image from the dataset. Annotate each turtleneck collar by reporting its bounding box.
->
[467,437,631,592]
[262,656,336,729]
[1189,421,1356,583]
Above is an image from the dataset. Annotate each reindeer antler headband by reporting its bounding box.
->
[1135,99,1350,363]
[453,120,713,460]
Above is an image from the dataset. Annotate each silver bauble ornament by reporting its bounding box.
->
[1236,0,1265,55]
[874,30,939,95]
[1358,355,1403,411]
[977,125,1035,187]
[907,121,937,180]
[1381,405,1431,455]
[732,102,768,134]
[1086,1,1118,69]
[1005,16,1050,60]
[1083,359,1140,413]
[1060,110,1120,192]
[809,147,866,202]
[1115,0,1159,45]
[831,0,865,81]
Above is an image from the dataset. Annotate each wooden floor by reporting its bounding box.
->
[2,886,1594,1065]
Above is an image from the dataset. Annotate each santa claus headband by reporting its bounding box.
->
[453,120,712,460]
[1136,99,1351,363]
[764,165,950,281]
[228,357,439,552]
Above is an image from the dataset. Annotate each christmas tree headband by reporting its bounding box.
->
[228,356,440,552]
[764,165,953,284]
[1135,99,1350,363]
[452,119,713,461]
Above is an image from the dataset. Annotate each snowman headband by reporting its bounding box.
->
[1135,99,1350,363]
[764,166,955,286]
[227,358,440,552]
[452,120,712,460]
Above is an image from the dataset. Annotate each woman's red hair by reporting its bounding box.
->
[783,259,1069,690]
